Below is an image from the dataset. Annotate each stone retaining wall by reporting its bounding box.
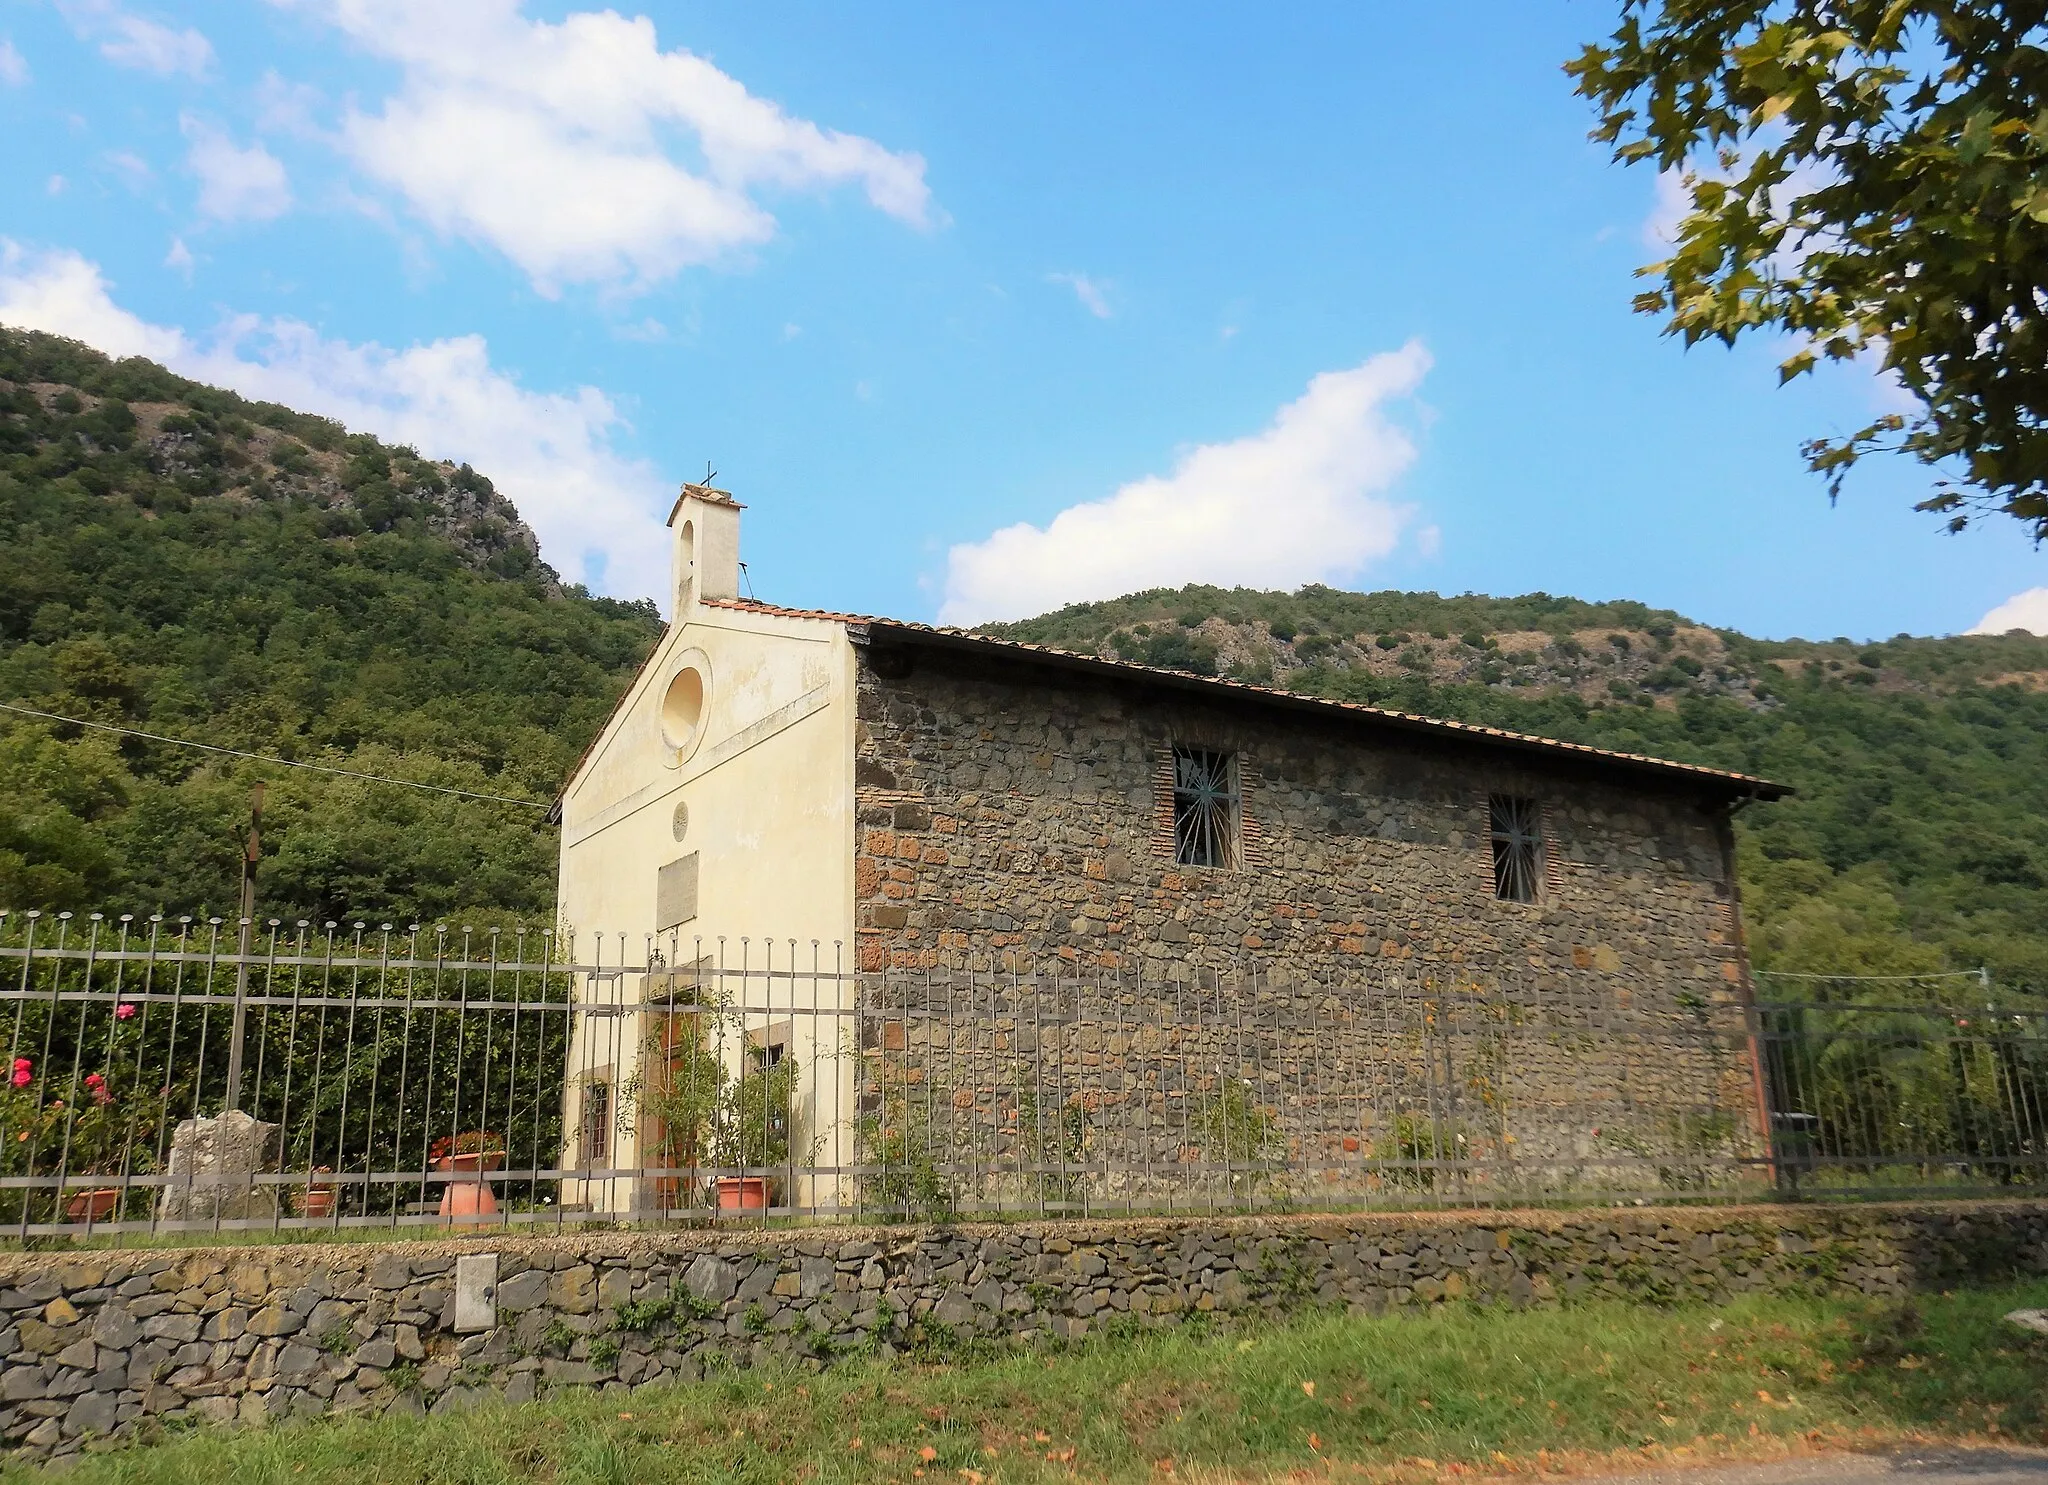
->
[6,1201,2048,1462]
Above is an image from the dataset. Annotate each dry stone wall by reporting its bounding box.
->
[4,1201,2047,1462]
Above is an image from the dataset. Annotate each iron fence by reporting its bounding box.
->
[0,909,2041,1238]
[1753,969,2048,1196]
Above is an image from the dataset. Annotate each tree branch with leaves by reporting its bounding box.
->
[1570,1,2048,537]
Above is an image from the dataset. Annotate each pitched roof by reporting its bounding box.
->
[699,597,1792,800]
[666,483,743,525]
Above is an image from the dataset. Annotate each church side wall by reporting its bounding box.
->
[849,648,1764,1203]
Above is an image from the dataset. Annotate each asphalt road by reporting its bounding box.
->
[1568,1450,2048,1485]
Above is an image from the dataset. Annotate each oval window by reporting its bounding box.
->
[661,667,705,751]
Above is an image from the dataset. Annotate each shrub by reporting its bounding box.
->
[1139,631,1218,676]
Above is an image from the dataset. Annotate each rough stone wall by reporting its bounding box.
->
[847,650,1761,1197]
[850,649,1745,988]
[4,1201,2045,1462]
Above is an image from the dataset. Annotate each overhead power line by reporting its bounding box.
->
[0,700,552,812]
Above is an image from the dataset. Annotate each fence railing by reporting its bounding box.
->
[0,910,2041,1238]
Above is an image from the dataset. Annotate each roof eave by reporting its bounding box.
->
[852,620,1793,803]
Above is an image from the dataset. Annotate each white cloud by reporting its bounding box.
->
[254,70,325,137]
[1969,589,2048,637]
[0,244,186,363]
[939,343,1432,626]
[1048,272,1112,319]
[182,117,293,223]
[269,0,934,294]
[611,317,667,343]
[164,236,194,276]
[0,39,28,86]
[56,0,212,77]
[0,242,671,600]
[1644,170,1690,249]
[102,150,154,190]
[46,175,66,196]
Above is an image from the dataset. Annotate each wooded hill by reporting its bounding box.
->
[4,326,2046,990]
[0,327,661,927]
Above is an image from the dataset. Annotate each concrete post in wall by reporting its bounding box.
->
[454,1252,499,1333]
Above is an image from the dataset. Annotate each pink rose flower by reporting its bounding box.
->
[115,1004,136,1020]
[9,1059,29,1089]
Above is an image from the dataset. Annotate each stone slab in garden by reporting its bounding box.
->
[154,1110,282,1223]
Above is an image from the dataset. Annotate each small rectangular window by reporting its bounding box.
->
[1172,746,1239,868]
[1489,794,1541,902]
[579,1081,612,1166]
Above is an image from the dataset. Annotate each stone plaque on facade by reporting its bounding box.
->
[655,851,699,931]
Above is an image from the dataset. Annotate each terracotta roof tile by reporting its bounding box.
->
[700,597,1791,798]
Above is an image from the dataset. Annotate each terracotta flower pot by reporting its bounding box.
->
[436,1151,505,1220]
[299,1186,336,1219]
[714,1175,769,1212]
[439,1150,505,1174]
[65,1188,120,1221]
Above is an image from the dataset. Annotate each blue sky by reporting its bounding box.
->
[1,0,2041,640]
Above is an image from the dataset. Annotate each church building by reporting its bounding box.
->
[552,486,1789,1214]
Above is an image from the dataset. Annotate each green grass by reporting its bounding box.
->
[26,1284,2048,1484]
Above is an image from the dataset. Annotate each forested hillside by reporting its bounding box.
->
[6,327,2047,992]
[0,328,661,926]
[989,588,2048,992]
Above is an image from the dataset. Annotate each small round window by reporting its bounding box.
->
[661,667,705,751]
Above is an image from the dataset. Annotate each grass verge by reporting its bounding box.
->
[18,1283,2048,1484]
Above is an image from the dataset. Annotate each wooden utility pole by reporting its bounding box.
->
[223,781,264,1112]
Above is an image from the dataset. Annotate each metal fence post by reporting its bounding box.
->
[222,783,264,1112]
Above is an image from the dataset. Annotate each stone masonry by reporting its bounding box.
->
[851,647,1749,992]
[847,646,1765,1189]
[2,1200,2044,1462]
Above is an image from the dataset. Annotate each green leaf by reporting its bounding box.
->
[1573,0,2048,543]
[1778,349,1818,382]
[1957,109,1997,163]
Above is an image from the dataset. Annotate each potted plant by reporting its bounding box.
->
[61,1072,133,1222]
[708,1056,801,1212]
[619,1021,727,1213]
[430,1131,506,1220]
[295,1167,337,1219]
